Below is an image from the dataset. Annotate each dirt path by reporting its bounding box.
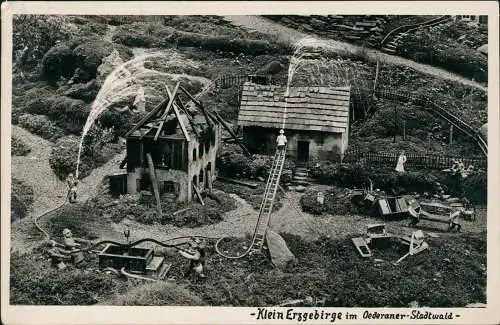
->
[224,15,487,92]
[10,125,124,252]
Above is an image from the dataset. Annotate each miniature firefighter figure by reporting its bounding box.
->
[62,228,88,267]
[179,237,206,281]
[132,86,146,113]
[448,208,464,232]
[395,150,407,173]
[44,240,72,270]
[277,129,287,151]
[408,200,421,227]
[66,173,78,203]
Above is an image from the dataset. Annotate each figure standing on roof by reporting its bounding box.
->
[395,150,407,173]
[179,237,206,281]
[65,173,78,203]
[277,129,287,152]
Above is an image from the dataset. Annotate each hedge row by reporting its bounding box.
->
[310,163,486,204]
[17,114,66,142]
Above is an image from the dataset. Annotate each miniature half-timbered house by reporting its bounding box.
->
[237,82,350,163]
[114,82,221,205]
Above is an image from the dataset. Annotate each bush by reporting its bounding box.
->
[310,163,438,195]
[112,22,175,48]
[45,202,104,240]
[11,178,34,221]
[171,30,291,56]
[49,136,91,180]
[300,188,365,216]
[461,171,487,205]
[103,282,205,306]
[49,134,121,181]
[24,92,91,135]
[41,38,133,84]
[11,136,31,156]
[397,27,487,82]
[17,114,65,141]
[134,192,237,228]
[10,251,128,305]
[216,151,293,181]
[13,15,72,69]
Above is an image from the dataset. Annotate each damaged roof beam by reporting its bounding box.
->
[154,82,181,141]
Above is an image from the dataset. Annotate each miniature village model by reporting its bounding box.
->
[8,13,490,309]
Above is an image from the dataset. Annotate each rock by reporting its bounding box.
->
[295,185,306,193]
[266,229,296,270]
[280,17,294,25]
[300,24,314,32]
[408,300,419,308]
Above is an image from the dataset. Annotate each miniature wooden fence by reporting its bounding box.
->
[214,74,276,88]
[344,149,486,170]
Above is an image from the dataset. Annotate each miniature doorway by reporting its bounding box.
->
[297,141,310,162]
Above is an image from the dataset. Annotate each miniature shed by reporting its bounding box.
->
[237,82,350,163]
[116,83,221,205]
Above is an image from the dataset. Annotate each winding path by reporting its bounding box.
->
[224,15,487,92]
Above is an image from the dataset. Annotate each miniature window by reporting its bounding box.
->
[193,148,197,161]
[199,143,204,159]
[199,169,204,186]
[205,139,210,153]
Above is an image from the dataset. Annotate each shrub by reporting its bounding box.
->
[461,171,487,205]
[45,202,104,240]
[10,251,128,305]
[134,192,237,228]
[11,136,31,156]
[299,190,326,215]
[24,94,91,135]
[41,38,133,84]
[396,27,487,82]
[49,133,121,181]
[171,30,291,56]
[13,15,72,69]
[311,163,439,195]
[11,178,34,221]
[216,151,293,182]
[49,136,91,180]
[17,114,65,141]
[112,22,175,48]
[103,282,205,306]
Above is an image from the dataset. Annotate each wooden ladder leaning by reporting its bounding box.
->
[251,148,287,252]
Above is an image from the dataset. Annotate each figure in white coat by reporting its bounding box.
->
[395,151,407,173]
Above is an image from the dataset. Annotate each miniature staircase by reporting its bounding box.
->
[250,149,287,252]
[292,167,315,187]
[380,15,452,54]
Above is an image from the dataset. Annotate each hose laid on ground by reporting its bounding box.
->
[120,267,156,281]
[34,198,68,240]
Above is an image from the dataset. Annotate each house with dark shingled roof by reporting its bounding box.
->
[237,82,351,163]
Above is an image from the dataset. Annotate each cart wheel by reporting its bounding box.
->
[103,267,120,276]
